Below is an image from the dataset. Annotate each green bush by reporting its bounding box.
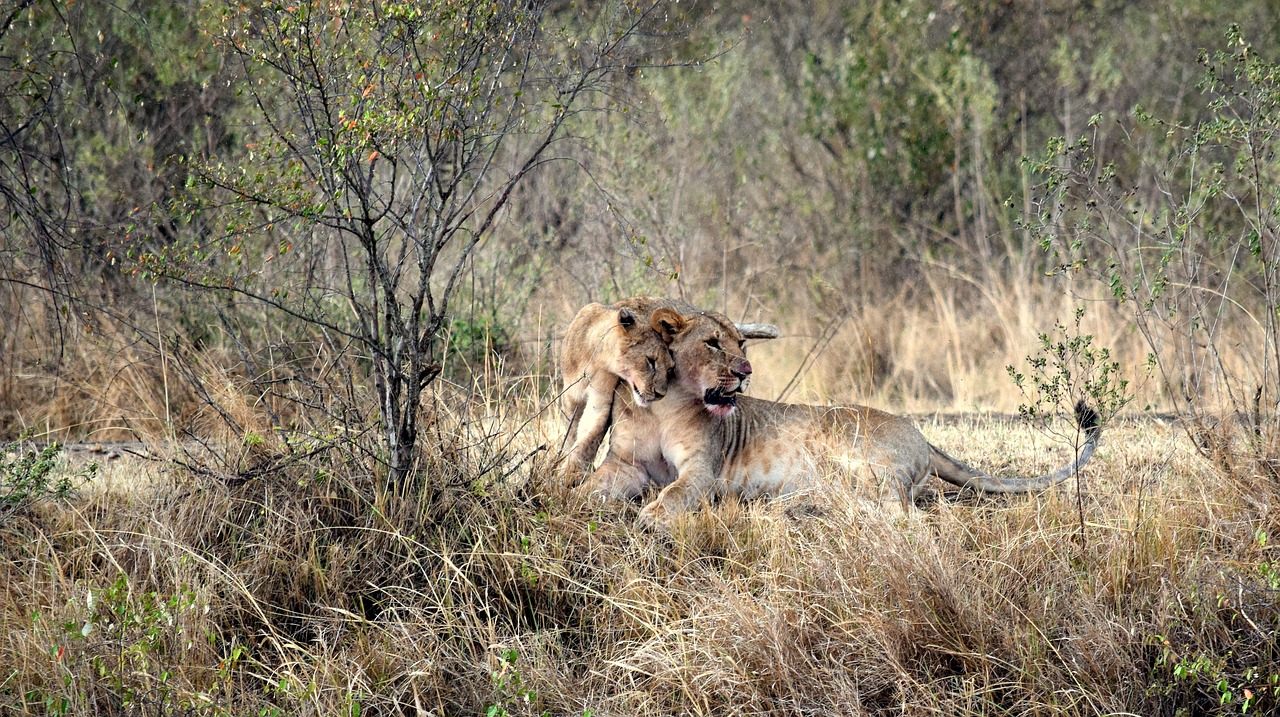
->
[0,441,92,524]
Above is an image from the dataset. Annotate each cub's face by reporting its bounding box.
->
[615,308,675,408]
[665,313,752,418]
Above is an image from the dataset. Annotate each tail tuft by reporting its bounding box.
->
[1074,399,1101,438]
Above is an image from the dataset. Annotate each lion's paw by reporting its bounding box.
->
[558,464,586,491]
[636,500,675,533]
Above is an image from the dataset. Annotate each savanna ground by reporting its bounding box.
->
[4,398,1279,716]
[5,1,1280,715]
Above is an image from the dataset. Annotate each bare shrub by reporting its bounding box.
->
[1029,25,1280,490]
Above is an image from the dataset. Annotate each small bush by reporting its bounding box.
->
[0,440,93,524]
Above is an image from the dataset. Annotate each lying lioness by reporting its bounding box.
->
[582,309,1101,532]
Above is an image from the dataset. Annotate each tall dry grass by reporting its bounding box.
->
[3,263,1223,446]
[4,358,1279,715]
[2,146,1274,716]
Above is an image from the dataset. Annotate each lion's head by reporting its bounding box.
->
[655,309,752,418]
[613,306,678,408]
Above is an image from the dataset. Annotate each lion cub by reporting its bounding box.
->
[559,302,684,480]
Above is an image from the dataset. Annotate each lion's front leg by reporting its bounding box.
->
[561,373,619,484]
[636,478,704,532]
[578,455,650,502]
[636,449,717,532]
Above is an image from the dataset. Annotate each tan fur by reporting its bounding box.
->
[581,308,754,501]
[561,298,780,483]
[581,312,1103,532]
[559,302,682,480]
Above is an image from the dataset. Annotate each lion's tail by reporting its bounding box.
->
[928,400,1102,493]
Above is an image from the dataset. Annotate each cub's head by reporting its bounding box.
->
[613,307,676,408]
[655,309,752,418]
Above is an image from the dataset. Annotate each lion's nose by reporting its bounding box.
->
[732,359,752,380]
[652,389,665,401]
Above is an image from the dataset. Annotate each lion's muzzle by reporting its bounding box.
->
[705,358,750,417]
[631,381,665,408]
[703,386,738,417]
[714,357,753,395]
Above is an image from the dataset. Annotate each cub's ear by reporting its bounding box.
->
[617,307,637,329]
[650,307,687,343]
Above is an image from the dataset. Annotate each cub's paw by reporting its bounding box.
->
[581,462,651,503]
[559,468,588,493]
[557,453,592,487]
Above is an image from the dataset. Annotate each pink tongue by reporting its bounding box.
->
[706,403,735,418]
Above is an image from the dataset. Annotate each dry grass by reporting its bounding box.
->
[4,388,1279,715]
[1,261,1261,442]
[2,263,1277,716]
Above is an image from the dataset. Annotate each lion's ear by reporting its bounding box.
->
[617,307,637,329]
[650,307,687,343]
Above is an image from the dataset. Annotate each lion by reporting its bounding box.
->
[580,310,1102,532]
[560,297,780,483]
[581,307,757,501]
[559,302,685,479]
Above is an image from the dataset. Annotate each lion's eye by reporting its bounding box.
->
[705,338,721,351]
[738,340,746,351]
[647,357,657,370]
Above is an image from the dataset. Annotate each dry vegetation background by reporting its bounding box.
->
[4,0,1280,714]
